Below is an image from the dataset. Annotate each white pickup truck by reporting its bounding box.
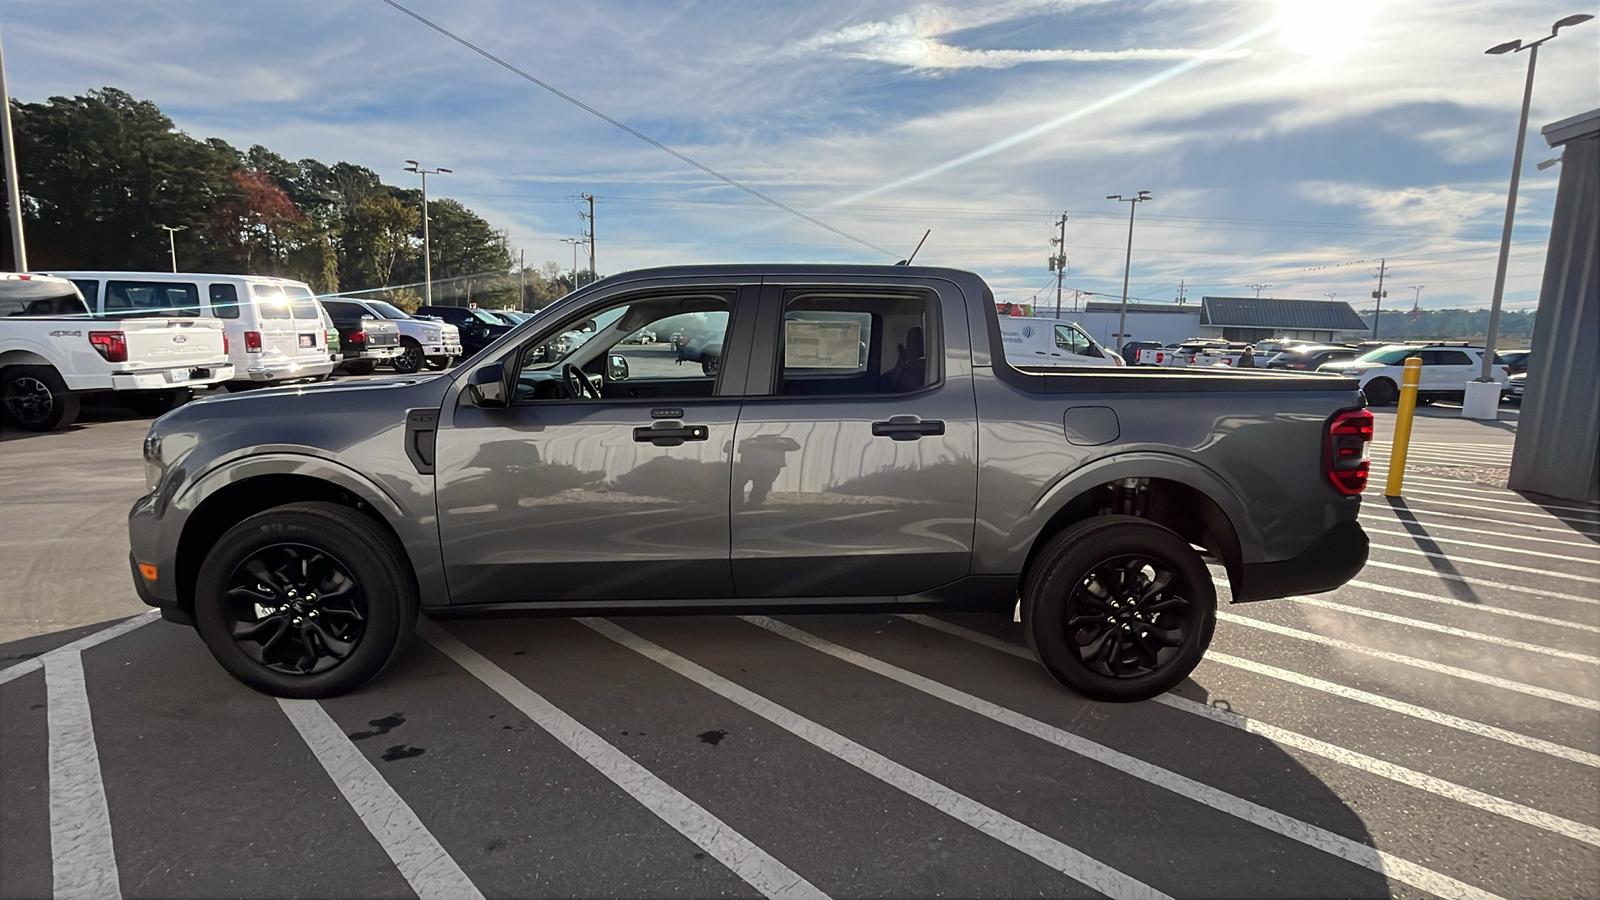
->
[1136,340,1228,367]
[0,274,233,431]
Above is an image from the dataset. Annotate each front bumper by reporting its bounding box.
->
[111,364,235,391]
[1231,520,1369,603]
[425,339,462,359]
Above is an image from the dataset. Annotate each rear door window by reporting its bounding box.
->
[68,279,100,310]
[777,292,931,396]
[209,283,241,319]
[248,283,294,320]
[104,281,201,317]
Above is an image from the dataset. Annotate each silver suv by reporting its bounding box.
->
[1320,343,1509,405]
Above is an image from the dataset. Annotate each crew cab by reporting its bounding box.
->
[1,274,232,430]
[319,298,461,374]
[317,299,403,376]
[130,265,1371,703]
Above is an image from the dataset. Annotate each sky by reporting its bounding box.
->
[4,0,1597,313]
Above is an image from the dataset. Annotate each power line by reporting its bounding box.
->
[378,0,894,258]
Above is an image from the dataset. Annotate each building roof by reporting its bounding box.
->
[1543,107,1600,147]
[1082,301,1199,315]
[1199,296,1369,331]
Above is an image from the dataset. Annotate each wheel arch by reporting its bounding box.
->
[0,349,56,370]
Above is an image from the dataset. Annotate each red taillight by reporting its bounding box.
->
[223,331,230,355]
[88,331,127,363]
[1155,352,1164,363]
[347,330,367,344]
[244,331,263,352]
[1326,408,1374,495]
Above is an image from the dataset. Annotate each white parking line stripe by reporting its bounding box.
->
[1366,543,1600,585]
[278,698,484,900]
[1362,528,1600,568]
[1370,452,1512,466]
[1380,496,1600,531]
[1,611,160,687]
[419,621,827,900]
[1342,581,1600,635]
[1280,598,1600,664]
[1152,693,1600,847]
[45,652,120,900]
[898,615,1600,769]
[746,616,1502,900]
[578,617,1166,900]
[1376,478,1600,515]
[1378,486,1600,520]
[1363,511,1600,550]
[1216,613,1600,711]
[1362,560,1600,607]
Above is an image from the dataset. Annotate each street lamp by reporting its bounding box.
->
[1108,190,1151,347]
[157,224,186,273]
[1247,283,1273,298]
[403,160,452,304]
[560,237,587,291]
[1478,12,1593,383]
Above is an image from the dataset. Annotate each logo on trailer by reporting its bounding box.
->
[1020,325,1035,339]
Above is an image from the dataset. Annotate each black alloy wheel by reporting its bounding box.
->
[1,366,80,431]
[194,502,417,697]
[1024,515,1215,702]
[1364,378,1398,406]
[224,543,367,675]
[391,338,424,374]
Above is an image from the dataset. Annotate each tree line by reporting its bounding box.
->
[1360,307,1538,345]
[0,88,575,311]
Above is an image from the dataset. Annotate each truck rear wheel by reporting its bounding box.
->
[193,502,418,698]
[124,388,193,417]
[342,359,376,376]
[1,366,80,432]
[1023,516,1215,702]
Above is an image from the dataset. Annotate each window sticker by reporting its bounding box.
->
[786,319,862,368]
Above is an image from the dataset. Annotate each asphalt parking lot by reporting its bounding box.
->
[2,394,1596,899]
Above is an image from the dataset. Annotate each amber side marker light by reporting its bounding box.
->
[138,564,159,581]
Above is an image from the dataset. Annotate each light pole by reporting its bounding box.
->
[1247,283,1273,298]
[1108,190,1151,348]
[158,224,186,272]
[403,160,452,304]
[0,20,27,271]
[561,237,586,291]
[1479,12,1593,381]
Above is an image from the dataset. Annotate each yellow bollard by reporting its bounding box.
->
[1385,357,1424,497]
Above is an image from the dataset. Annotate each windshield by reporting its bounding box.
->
[364,300,410,320]
[1355,347,1420,365]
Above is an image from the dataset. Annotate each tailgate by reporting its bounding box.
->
[119,318,227,368]
[364,320,401,347]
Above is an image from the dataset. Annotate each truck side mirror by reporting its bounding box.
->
[608,354,630,382]
[467,364,507,408]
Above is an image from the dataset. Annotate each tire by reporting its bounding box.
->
[1,366,80,432]
[425,356,455,371]
[1022,515,1216,702]
[343,359,376,376]
[1363,377,1398,406]
[124,388,193,418]
[391,338,424,374]
[193,501,418,698]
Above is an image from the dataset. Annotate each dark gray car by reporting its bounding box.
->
[130,265,1370,703]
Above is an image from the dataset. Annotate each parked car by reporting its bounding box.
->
[999,317,1121,367]
[1505,371,1526,405]
[1120,340,1164,365]
[45,271,333,390]
[131,263,1370,705]
[317,300,403,375]
[1318,342,1509,405]
[1265,345,1360,372]
[1499,350,1530,376]
[319,305,343,369]
[413,305,516,357]
[320,298,461,374]
[1,273,232,430]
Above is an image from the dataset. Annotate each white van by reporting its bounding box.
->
[44,272,336,389]
[998,316,1122,367]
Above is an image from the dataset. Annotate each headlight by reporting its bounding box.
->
[424,328,440,341]
[143,432,163,492]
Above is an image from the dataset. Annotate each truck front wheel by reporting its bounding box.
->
[391,338,424,374]
[1,366,80,432]
[193,502,418,698]
[1023,516,1215,702]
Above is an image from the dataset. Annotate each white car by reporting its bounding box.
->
[0,274,232,431]
[1319,343,1509,405]
[998,317,1122,367]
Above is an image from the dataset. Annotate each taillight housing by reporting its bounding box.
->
[1326,408,1374,495]
[223,331,230,355]
[347,330,367,344]
[89,331,127,363]
[1155,352,1165,364]
[244,331,263,352]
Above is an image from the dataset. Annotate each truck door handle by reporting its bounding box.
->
[633,423,709,447]
[871,416,945,441]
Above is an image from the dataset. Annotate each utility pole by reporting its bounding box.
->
[518,249,526,311]
[158,224,186,272]
[1108,191,1152,349]
[580,193,596,282]
[1370,258,1388,341]
[1048,212,1067,318]
[404,160,452,304]
[0,21,27,271]
[1175,279,1187,305]
[1246,283,1273,298]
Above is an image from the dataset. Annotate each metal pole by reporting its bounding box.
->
[167,228,177,272]
[1385,357,1424,497]
[518,248,525,311]
[1054,212,1066,318]
[420,170,432,305]
[582,193,596,281]
[1481,42,1538,381]
[1371,258,1386,341]
[0,21,28,271]
[1116,201,1138,348]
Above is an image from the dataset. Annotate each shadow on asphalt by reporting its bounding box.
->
[1382,497,1483,604]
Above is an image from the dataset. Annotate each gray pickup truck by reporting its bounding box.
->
[129,265,1371,702]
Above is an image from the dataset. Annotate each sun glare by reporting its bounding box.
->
[1274,0,1380,61]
